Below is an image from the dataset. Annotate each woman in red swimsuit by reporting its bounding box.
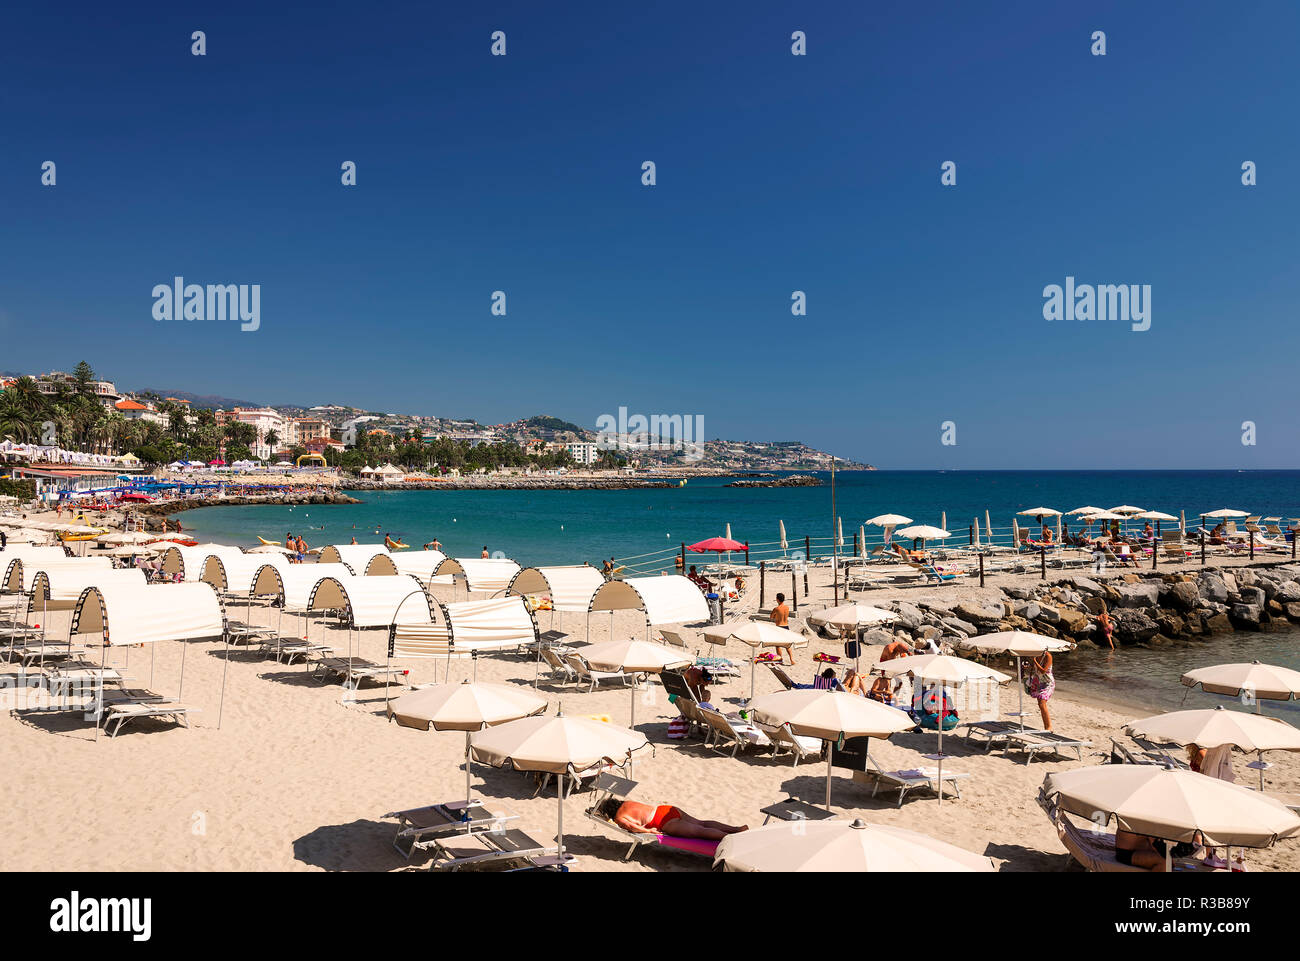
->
[604,799,747,840]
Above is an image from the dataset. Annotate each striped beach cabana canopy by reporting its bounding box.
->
[507,565,606,613]
[589,574,710,626]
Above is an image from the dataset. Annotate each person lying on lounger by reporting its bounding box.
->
[1114,829,1166,871]
[599,798,748,840]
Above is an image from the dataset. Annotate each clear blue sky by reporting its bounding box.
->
[3,1,1297,469]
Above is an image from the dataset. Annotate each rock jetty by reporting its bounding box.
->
[813,563,1300,649]
[725,475,822,488]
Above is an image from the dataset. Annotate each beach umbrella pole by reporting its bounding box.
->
[825,739,835,811]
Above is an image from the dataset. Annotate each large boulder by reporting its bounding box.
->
[1285,602,1300,622]
[1012,600,1041,621]
[1110,609,1159,644]
[941,617,974,637]
[1159,581,1200,613]
[955,602,1004,625]
[1229,603,1263,630]
[1235,568,1257,588]
[1197,574,1229,604]
[1276,582,1300,603]
[1065,575,1102,594]
[1239,586,1267,609]
[1055,607,1091,634]
[1204,612,1232,633]
[1116,583,1160,608]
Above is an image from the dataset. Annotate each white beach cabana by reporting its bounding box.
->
[160,543,248,581]
[306,573,435,629]
[70,581,229,735]
[316,544,398,574]
[434,557,522,596]
[386,594,540,688]
[587,574,709,644]
[250,562,356,612]
[507,565,606,612]
[391,549,447,583]
[4,555,113,595]
[29,567,147,610]
[201,552,292,596]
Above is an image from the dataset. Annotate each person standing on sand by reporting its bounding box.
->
[481,546,490,559]
[768,593,796,666]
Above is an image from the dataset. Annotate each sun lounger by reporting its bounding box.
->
[1003,729,1093,762]
[960,719,1048,752]
[383,799,517,860]
[917,564,957,584]
[101,697,197,737]
[7,642,89,666]
[759,796,837,825]
[1036,789,1212,872]
[1127,736,1191,769]
[658,627,695,650]
[854,756,971,804]
[698,707,772,757]
[313,656,411,687]
[563,652,633,692]
[582,773,719,862]
[429,826,561,872]
[766,664,802,690]
[757,720,822,766]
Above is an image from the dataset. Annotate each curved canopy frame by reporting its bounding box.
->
[434,557,522,595]
[29,567,146,611]
[588,575,710,626]
[317,544,395,573]
[507,565,606,613]
[306,573,437,629]
[249,562,356,611]
[161,544,247,581]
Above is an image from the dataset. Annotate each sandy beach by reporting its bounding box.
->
[4,551,1297,873]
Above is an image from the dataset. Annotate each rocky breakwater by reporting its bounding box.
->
[830,563,1300,652]
[343,477,671,491]
[724,475,822,488]
[136,489,360,527]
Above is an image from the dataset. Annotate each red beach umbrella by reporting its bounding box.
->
[687,537,746,553]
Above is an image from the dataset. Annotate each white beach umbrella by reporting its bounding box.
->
[836,516,844,549]
[1066,506,1103,516]
[1201,509,1249,519]
[1125,706,1300,790]
[748,689,914,809]
[1181,661,1300,706]
[1018,507,1061,517]
[470,712,649,863]
[960,631,1074,731]
[779,519,787,553]
[876,654,1010,803]
[866,514,912,527]
[858,525,867,559]
[1135,511,1178,522]
[714,818,996,873]
[1110,506,1145,515]
[893,525,949,542]
[388,681,548,804]
[580,639,691,734]
[100,531,154,545]
[1042,765,1300,849]
[703,620,808,701]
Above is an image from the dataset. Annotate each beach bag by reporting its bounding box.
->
[667,716,689,739]
[843,640,860,659]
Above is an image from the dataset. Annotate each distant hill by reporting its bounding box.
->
[135,388,262,410]
[522,415,586,434]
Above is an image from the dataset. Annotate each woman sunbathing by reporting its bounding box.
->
[600,799,748,840]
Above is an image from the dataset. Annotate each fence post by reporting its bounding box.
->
[1040,547,1046,580]
[968,523,973,546]
[759,561,766,609]
[1201,533,1206,566]
[1152,539,1158,570]
[744,541,749,567]
[791,570,798,613]
[805,535,811,563]
[680,542,685,573]
[1249,530,1255,560]
[978,552,985,588]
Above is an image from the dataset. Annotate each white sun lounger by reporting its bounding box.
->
[1003,729,1093,762]
[854,757,971,804]
[383,799,518,860]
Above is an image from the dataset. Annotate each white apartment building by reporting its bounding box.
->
[566,441,598,465]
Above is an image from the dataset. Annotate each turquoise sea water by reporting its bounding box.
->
[177,470,1300,571]
[177,469,1300,707]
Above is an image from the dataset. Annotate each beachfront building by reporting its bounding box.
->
[113,398,169,426]
[216,406,288,460]
[566,441,598,465]
[36,371,120,408]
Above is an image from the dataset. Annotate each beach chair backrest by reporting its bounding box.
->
[768,664,795,690]
[540,647,568,672]
[659,668,697,701]
[698,707,736,741]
